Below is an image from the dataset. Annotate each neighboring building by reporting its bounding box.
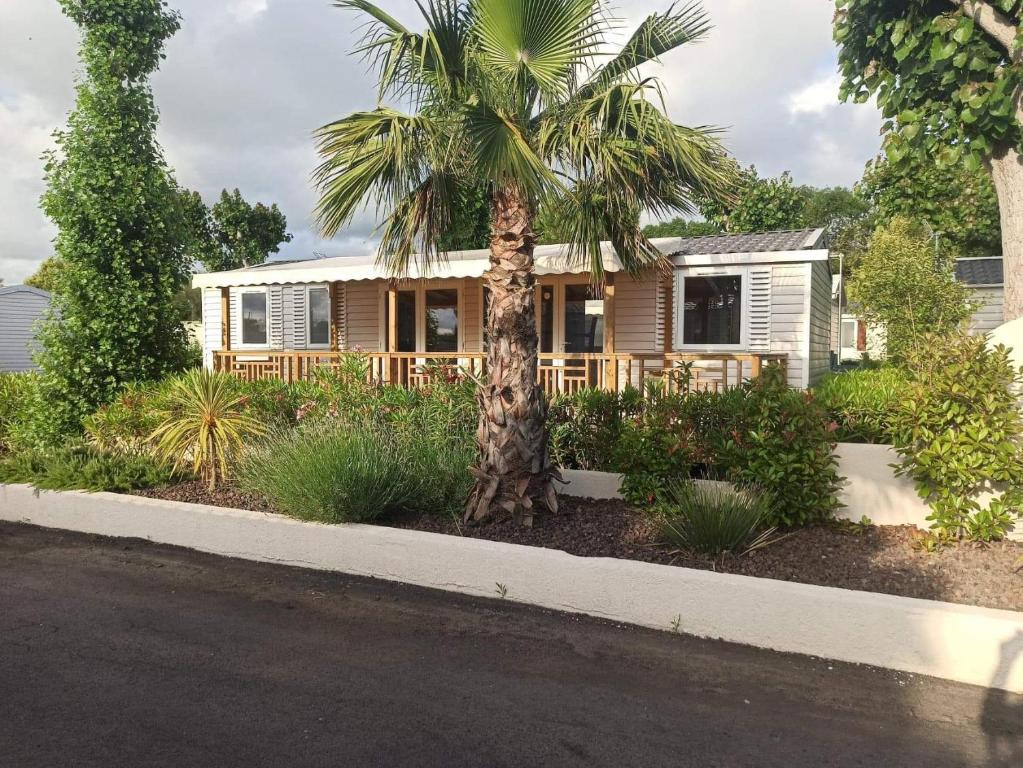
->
[0,285,50,372]
[831,275,866,363]
[954,256,1004,334]
[193,228,833,391]
[831,255,1006,364]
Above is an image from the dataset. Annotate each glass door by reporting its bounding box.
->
[563,284,603,356]
[539,285,555,364]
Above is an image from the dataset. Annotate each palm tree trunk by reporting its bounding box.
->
[465,184,557,526]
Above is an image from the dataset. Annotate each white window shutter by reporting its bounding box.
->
[334,283,347,350]
[748,266,772,352]
[293,286,307,349]
[228,290,240,349]
[269,286,284,349]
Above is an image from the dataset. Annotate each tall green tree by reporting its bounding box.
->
[314,0,732,524]
[849,217,975,362]
[695,164,805,232]
[37,0,189,437]
[24,256,67,294]
[641,218,721,238]
[857,153,1001,257]
[183,188,292,272]
[835,0,1023,320]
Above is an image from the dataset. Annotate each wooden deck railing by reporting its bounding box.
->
[212,350,787,396]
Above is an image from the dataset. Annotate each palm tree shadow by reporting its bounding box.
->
[981,630,1023,766]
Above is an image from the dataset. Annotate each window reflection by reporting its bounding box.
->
[426,289,458,352]
[682,276,742,346]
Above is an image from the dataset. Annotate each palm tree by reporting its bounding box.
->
[314,0,733,525]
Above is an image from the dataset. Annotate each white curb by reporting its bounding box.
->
[2,482,1021,693]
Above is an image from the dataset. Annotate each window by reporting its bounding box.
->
[840,318,858,349]
[240,290,267,346]
[681,275,743,347]
[426,289,458,352]
[384,288,415,351]
[563,284,603,354]
[308,287,330,347]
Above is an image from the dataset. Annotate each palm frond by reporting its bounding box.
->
[313,108,439,238]
[541,182,665,279]
[338,0,466,101]
[583,2,711,94]
[473,0,606,104]
[375,171,462,274]
[466,102,559,198]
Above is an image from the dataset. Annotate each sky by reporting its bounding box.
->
[0,0,882,284]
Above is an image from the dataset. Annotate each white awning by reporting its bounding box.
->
[191,236,829,289]
[192,242,629,289]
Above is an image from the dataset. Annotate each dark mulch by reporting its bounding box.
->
[134,483,1023,612]
[133,480,276,514]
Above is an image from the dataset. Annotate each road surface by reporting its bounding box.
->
[0,521,1019,767]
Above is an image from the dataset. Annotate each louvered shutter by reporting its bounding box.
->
[747,266,772,352]
[269,286,284,349]
[293,286,307,349]
[334,282,347,350]
[228,290,240,348]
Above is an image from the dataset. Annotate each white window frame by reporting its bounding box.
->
[674,266,750,352]
[305,285,332,349]
[236,287,270,349]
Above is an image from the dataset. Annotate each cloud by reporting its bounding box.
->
[228,0,270,22]
[0,0,882,283]
[788,74,844,116]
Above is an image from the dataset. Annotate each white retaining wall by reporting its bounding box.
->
[564,445,1022,541]
[1,483,1020,693]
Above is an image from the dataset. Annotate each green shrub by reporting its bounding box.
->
[0,443,172,492]
[0,373,37,454]
[547,387,643,470]
[892,332,1023,541]
[238,378,326,430]
[611,386,745,505]
[239,417,473,523]
[650,479,774,555]
[83,380,169,456]
[718,366,842,528]
[814,367,908,443]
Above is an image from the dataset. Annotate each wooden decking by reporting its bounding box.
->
[213,350,787,395]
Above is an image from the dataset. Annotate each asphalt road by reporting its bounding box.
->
[1,521,1019,768]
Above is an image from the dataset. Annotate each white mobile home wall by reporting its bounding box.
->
[0,286,50,372]
[967,285,1004,335]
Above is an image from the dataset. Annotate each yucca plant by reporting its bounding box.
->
[314,0,733,524]
[652,479,774,556]
[150,369,264,490]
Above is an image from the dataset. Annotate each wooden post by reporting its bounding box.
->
[662,276,673,354]
[604,274,617,391]
[329,282,340,351]
[386,284,398,383]
[220,287,231,353]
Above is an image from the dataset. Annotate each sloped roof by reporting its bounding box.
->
[663,228,825,256]
[193,228,829,289]
[0,285,50,299]
[954,257,1003,286]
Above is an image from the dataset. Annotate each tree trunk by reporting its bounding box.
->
[465,185,557,526]
[989,142,1023,321]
